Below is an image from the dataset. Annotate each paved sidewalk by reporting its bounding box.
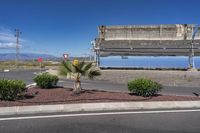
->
[1,101,200,116]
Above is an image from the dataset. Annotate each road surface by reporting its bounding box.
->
[0,70,200,96]
[0,109,200,133]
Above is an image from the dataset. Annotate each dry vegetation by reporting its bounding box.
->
[0,61,60,70]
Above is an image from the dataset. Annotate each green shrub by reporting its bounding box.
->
[128,78,162,97]
[0,79,26,101]
[34,73,59,89]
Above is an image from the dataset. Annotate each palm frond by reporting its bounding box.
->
[59,61,72,76]
[73,61,85,74]
[83,62,93,72]
[78,61,85,70]
[60,60,101,80]
[80,62,93,76]
[59,65,68,76]
[87,68,101,80]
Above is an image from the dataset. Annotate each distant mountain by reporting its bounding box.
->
[0,53,60,61]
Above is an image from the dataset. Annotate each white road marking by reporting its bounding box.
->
[0,109,200,121]
[78,82,89,85]
[26,83,36,88]
[33,72,38,75]
[58,80,65,83]
[3,69,9,72]
[61,81,89,85]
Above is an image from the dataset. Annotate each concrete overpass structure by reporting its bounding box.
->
[93,24,200,69]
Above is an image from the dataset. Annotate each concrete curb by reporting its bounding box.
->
[0,101,200,116]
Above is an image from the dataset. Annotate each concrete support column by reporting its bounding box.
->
[159,24,162,43]
[188,41,196,70]
[96,50,100,67]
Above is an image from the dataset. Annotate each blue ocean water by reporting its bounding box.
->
[100,56,200,68]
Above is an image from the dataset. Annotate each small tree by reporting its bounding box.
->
[59,60,101,94]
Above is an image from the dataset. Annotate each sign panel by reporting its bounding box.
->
[63,53,69,60]
[38,57,43,62]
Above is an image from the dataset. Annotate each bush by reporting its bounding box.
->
[0,79,26,101]
[34,73,59,89]
[128,78,162,97]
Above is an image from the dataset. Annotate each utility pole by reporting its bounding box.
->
[15,29,22,68]
[92,40,100,67]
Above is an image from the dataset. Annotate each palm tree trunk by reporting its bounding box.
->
[73,79,82,94]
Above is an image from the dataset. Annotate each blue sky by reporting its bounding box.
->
[0,0,200,57]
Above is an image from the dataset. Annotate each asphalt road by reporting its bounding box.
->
[0,70,200,96]
[0,110,200,133]
[0,69,39,84]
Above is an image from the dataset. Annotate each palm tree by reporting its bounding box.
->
[59,59,101,94]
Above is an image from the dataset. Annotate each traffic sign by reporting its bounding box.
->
[38,57,43,62]
[63,54,69,60]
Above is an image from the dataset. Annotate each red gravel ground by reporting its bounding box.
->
[0,87,200,107]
